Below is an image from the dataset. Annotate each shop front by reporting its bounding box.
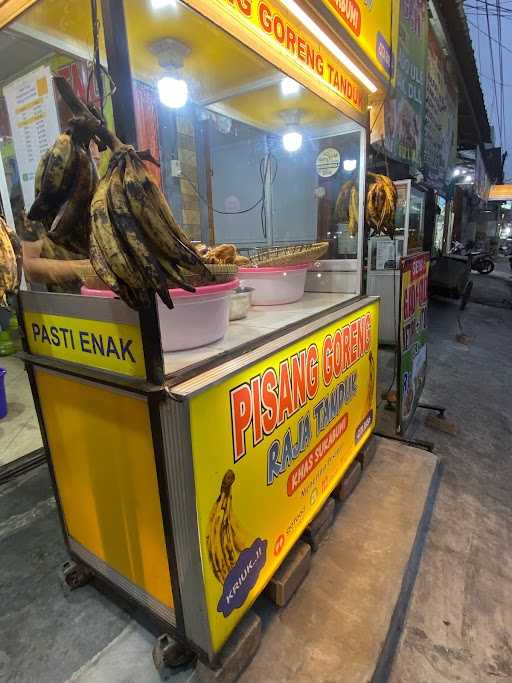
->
[0,0,388,664]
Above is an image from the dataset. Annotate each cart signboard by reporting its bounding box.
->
[188,300,378,651]
[397,252,429,433]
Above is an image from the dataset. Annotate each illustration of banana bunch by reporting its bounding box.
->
[28,132,97,256]
[206,470,251,584]
[89,147,211,310]
[0,217,22,307]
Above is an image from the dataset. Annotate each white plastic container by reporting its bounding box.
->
[238,263,310,305]
[82,279,239,352]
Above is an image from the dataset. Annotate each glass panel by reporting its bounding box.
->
[123,0,365,261]
[433,195,446,255]
[407,187,425,252]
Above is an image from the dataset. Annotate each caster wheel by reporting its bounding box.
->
[152,634,195,670]
[60,560,93,590]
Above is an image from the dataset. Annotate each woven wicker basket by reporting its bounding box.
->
[248,242,329,267]
[182,263,239,287]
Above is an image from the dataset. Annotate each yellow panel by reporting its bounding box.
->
[35,369,173,609]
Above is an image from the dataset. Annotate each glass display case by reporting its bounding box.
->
[367,179,426,344]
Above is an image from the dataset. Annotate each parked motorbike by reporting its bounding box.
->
[449,241,495,274]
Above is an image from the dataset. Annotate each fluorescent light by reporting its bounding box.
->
[465,175,473,183]
[151,0,177,8]
[280,77,301,96]
[158,76,188,108]
[343,159,357,172]
[282,131,303,152]
[280,0,377,93]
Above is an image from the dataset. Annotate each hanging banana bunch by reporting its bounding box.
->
[335,180,359,237]
[28,129,97,256]
[0,217,22,307]
[90,146,211,310]
[366,173,398,238]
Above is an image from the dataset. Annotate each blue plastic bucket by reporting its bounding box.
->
[0,368,7,419]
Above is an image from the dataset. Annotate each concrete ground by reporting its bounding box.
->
[1,277,512,682]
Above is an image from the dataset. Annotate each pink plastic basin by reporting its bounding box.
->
[82,279,239,352]
[238,263,310,305]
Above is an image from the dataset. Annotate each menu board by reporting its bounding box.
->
[4,65,60,209]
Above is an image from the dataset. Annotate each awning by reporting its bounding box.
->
[488,185,512,202]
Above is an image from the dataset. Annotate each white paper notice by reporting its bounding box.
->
[4,65,60,210]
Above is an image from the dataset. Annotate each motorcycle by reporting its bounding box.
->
[449,241,495,274]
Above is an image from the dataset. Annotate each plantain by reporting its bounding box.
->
[123,150,211,277]
[0,218,18,306]
[34,149,51,197]
[107,163,174,310]
[206,470,251,584]
[50,146,96,254]
[28,133,76,220]
[90,169,146,292]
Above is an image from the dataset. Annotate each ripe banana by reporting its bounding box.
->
[206,470,251,584]
[123,151,210,276]
[90,169,146,292]
[107,164,174,310]
[28,133,76,220]
[50,145,96,254]
[0,218,19,306]
[34,149,50,197]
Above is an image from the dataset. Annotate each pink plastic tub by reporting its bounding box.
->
[238,263,310,305]
[82,279,239,352]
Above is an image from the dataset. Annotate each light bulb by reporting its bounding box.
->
[465,175,473,183]
[151,0,176,8]
[158,76,188,109]
[343,159,357,172]
[282,131,303,153]
[280,77,301,96]
[453,169,461,177]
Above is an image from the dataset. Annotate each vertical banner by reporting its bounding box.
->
[370,0,428,166]
[188,302,379,652]
[397,252,429,434]
[423,28,458,191]
[4,65,60,209]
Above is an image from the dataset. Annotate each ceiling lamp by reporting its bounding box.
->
[280,77,301,96]
[151,38,190,109]
[343,159,357,172]
[151,0,177,8]
[280,109,304,153]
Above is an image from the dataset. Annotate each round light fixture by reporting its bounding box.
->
[280,77,301,96]
[343,158,357,172]
[453,169,461,177]
[158,76,188,109]
[151,0,177,8]
[282,130,303,153]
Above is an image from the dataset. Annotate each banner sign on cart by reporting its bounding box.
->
[397,252,429,433]
[185,0,367,113]
[24,311,146,378]
[188,301,379,651]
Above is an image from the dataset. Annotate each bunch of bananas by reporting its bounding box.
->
[28,132,97,256]
[334,181,359,237]
[206,470,251,584]
[366,173,398,238]
[90,146,211,310]
[0,217,22,307]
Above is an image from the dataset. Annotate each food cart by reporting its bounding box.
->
[0,0,393,666]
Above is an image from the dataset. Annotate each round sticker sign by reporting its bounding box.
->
[316,148,341,178]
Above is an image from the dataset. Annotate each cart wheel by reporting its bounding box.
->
[460,281,473,311]
[152,634,195,671]
[60,560,93,590]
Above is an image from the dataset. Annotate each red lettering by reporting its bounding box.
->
[262,368,278,434]
[297,36,306,61]
[350,321,358,365]
[250,376,263,445]
[286,26,296,52]
[333,329,343,377]
[291,351,307,408]
[322,335,333,387]
[316,54,324,76]
[277,360,294,423]
[230,383,252,461]
[238,0,252,16]
[306,344,319,399]
[306,44,315,69]
[342,327,351,370]
[274,15,285,43]
[259,3,272,32]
